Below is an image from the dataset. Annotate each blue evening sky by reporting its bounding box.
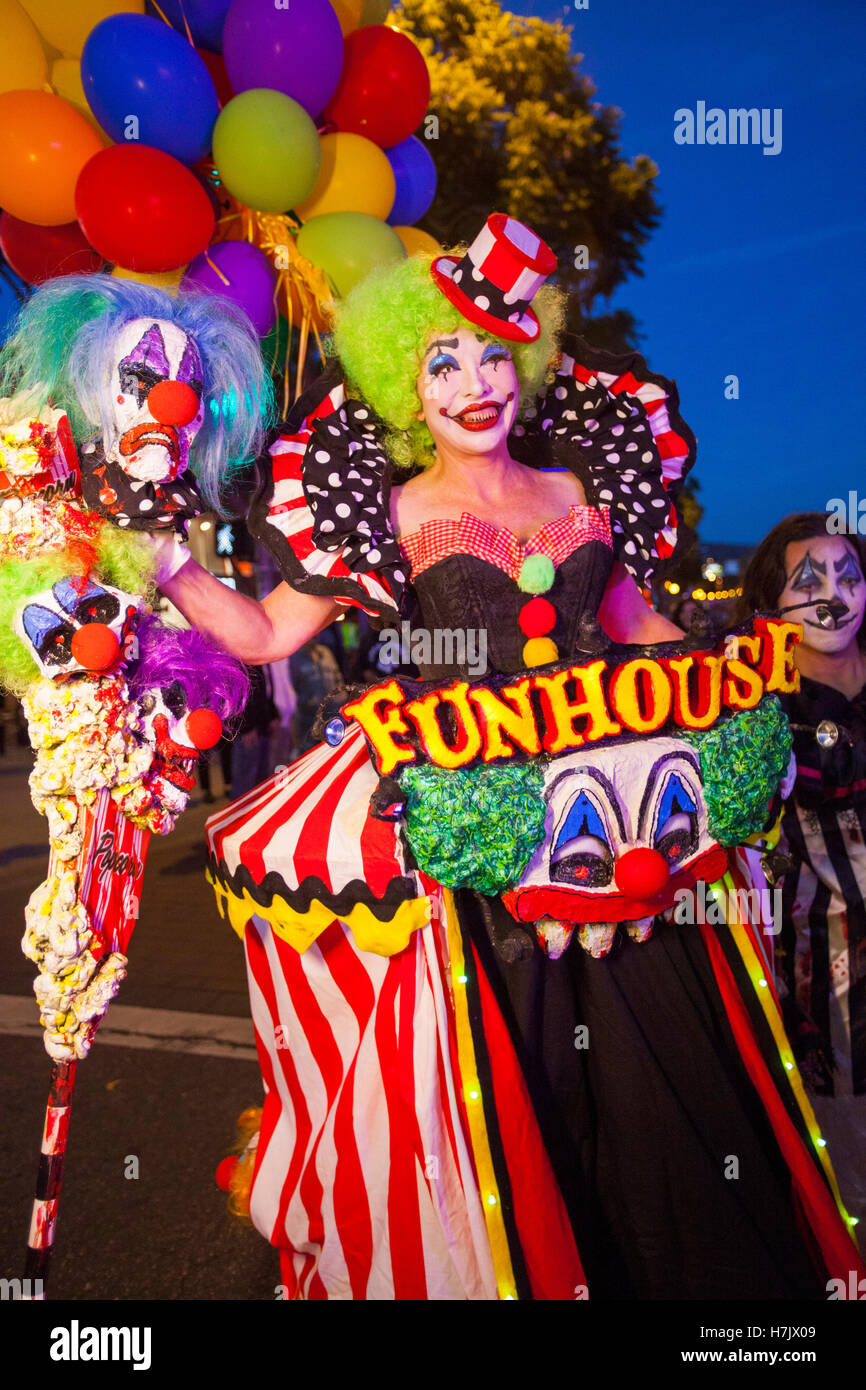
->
[508,0,866,542]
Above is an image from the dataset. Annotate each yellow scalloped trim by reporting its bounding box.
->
[206,870,432,958]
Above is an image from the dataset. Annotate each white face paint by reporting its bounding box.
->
[104,318,205,484]
[415,328,520,458]
[779,536,866,656]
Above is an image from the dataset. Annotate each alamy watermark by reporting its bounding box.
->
[378,623,487,678]
[674,102,782,156]
[826,492,866,535]
[672,882,781,935]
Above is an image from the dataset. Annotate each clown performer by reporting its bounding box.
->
[0,275,266,1284]
[741,515,866,1229]
[152,216,863,1300]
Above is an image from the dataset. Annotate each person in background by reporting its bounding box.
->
[741,512,866,1225]
[287,623,344,758]
[231,663,279,801]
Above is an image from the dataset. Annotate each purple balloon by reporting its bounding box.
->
[181,240,277,338]
[222,0,344,119]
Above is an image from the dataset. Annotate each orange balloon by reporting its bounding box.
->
[393,225,443,257]
[0,90,103,226]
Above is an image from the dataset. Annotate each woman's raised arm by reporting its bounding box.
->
[159,551,342,664]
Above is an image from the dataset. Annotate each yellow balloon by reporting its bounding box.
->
[394,225,443,257]
[297,132,396,223]
[0,0,48,93]
[329,0,364,37]
[49,56,108,136]
[21,0,144,58]
[111,264,185,294]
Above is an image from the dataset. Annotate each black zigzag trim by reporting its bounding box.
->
[207,854,422,924]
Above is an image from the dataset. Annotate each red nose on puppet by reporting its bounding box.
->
[147,380,200,428]
[614,846,670,900]
[70,623,120,672]
[186,707,223,749]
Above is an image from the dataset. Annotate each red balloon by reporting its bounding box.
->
[614,847,671,900]
[324,26,430,149]
[197,49,235,109]
[0,212,103,285]
[75,145,215,273]
[215,1156,238,1191]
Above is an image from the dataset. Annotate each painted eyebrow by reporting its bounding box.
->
[426,338,460,357]
[835,551,863,579]
[789,553,826,584]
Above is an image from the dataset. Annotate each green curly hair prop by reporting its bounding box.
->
[331,252,565,471]
[681,696,792,846]
[401,760,547,895]
[0,528,155,696]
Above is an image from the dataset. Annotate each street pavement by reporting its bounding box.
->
[0,743,279,1301]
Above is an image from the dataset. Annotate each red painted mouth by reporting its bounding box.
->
[153,714,197,791]
[120,423,180,464]
[448,397,512,431]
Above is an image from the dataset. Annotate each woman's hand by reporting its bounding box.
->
[597,562,684,644]
[159,553,342,664]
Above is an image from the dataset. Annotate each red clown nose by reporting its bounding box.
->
[186,707,223,749]
[614,847,670,899]
[70,623,120,672]
[147,379,200,427]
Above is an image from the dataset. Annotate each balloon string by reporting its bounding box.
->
[176,0,195,45]
[148,1,173,27]
[203,251,230,286]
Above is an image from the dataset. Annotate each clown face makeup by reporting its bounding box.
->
[15,578,141,680]
[779,536,866,656]
[503,738,727,957]
[135,680,222,817]
[104,319,204,484]
[416,329,519,458]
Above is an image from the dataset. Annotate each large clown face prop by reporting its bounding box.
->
[15,578,141,680]
[104,319,204,484]
[503,738,727,958]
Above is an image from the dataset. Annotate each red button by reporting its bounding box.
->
[518,596,556,638]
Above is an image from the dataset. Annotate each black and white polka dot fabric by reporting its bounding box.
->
[80,450,204,533]
[305,400,408,605]
[511,336,695,590]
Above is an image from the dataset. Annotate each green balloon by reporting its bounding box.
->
[213,89,321,214]
[297,212,406,298]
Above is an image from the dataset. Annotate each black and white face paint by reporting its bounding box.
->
[779,536,866,657]
[103,318,204,484]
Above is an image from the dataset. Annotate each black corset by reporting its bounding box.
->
[404,541,615,680]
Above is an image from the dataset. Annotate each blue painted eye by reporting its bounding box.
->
[480,345,511,365]
[554,790,609,853]
[428,353,459,376]
[655,773,697,834]
[654,773,699,867]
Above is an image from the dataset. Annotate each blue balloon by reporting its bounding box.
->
[144,0,233,53]
[385,137,437,228]
[82,15,219,166]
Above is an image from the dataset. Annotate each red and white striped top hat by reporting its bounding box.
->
[430,213,557,344]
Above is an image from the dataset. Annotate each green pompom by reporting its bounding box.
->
[401,761,547,895]
[682,696,792,845]
[517,553,555,594]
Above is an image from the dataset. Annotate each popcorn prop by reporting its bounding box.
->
[1,274,264,1297]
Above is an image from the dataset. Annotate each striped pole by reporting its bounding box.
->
[23,1059,78,1299]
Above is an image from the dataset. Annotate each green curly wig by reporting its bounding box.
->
[331,252,565,471]
[400,760,547,895]
[0,528,155,696]
[681,696,792,846]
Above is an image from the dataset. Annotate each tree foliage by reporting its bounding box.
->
[391,0,661,349]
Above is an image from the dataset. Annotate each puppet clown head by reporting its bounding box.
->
[14,577,142,681]
[502,737,728,957]
[104,318,205,484]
